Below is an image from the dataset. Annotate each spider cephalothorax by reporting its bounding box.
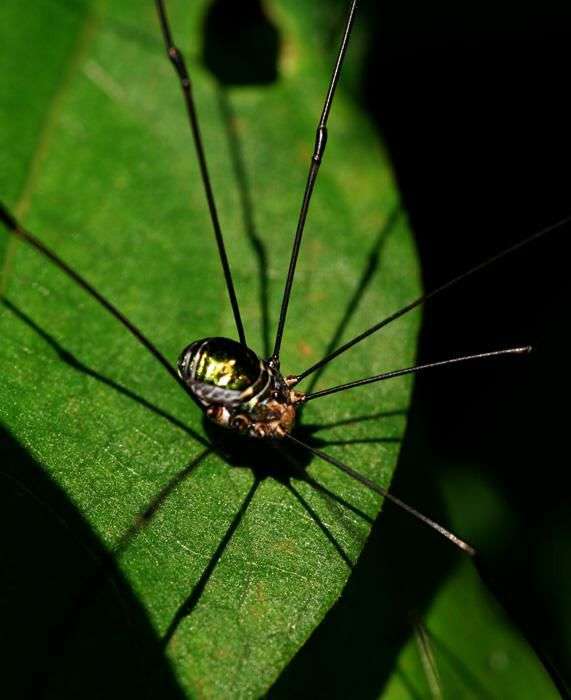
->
[177,337,303,439]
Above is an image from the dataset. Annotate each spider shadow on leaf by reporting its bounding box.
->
[2,297,396,654]
[158,416,393,646]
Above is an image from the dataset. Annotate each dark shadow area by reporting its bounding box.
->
[203,418,310,479]
[202,0,280,86]
[0,425,184,700]
[359,0,571,688]
[217,90,272,357]
[305,207,401,394]
[203,414,402,481]
[269,397,462,698]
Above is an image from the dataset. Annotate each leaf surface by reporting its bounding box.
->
[0,0,420,696]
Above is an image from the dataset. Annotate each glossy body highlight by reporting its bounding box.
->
[177,337,302,438]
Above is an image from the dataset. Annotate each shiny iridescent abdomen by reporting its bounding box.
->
[177,337,301,438]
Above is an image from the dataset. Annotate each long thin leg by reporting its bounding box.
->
[301,346,531,402]
[0,205,189,395]
[155,0,246,345]
[270,0,359,365]
[294,214,571,383]
[285,434,476,556]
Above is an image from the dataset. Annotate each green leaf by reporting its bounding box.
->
[0,0,419,697]
[383,558,560,699]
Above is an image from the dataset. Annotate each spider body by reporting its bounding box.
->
[177,336,302,438]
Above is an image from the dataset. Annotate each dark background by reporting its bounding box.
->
[363,0,571,690]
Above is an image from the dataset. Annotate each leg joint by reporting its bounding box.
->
[168,46,191,84]
[313,126,328,163]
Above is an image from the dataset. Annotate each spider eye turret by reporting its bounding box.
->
[178,337,261,395]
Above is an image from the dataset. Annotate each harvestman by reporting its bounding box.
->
[1,0,570,593]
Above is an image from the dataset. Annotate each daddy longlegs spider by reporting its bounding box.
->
[1,0,569,697]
